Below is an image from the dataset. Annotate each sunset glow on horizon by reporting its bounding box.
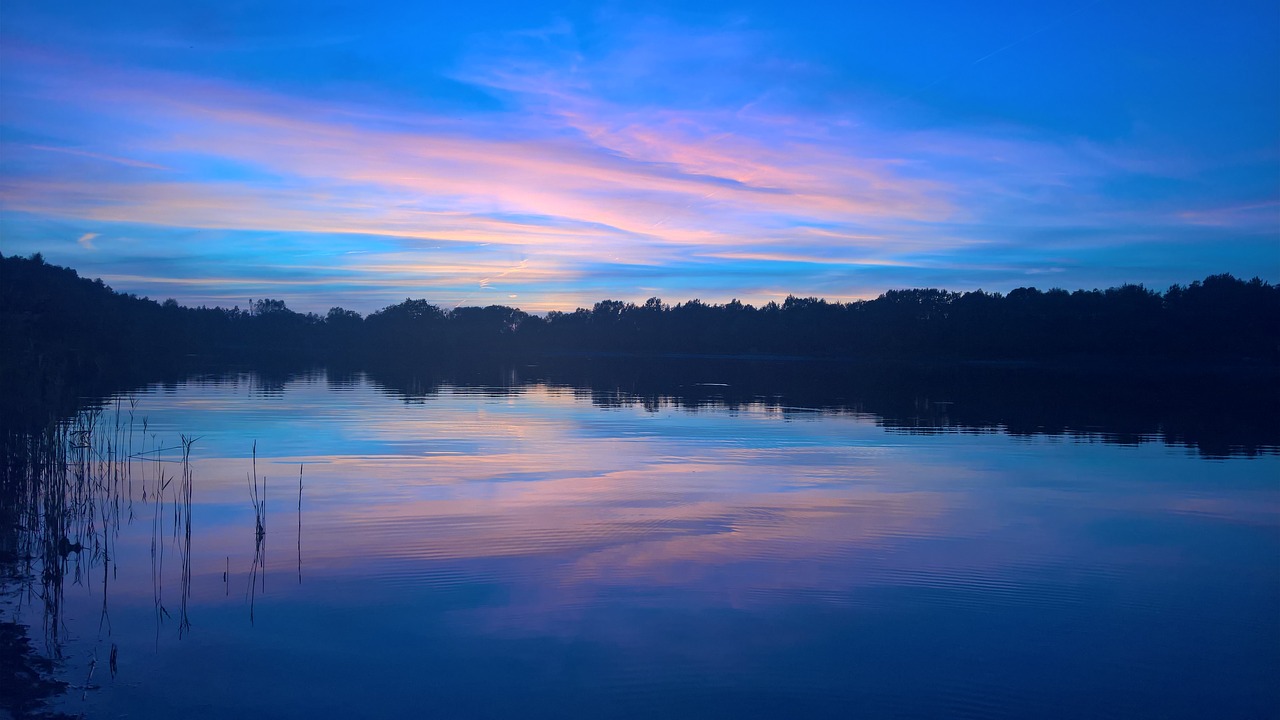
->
[2,1,1277,313]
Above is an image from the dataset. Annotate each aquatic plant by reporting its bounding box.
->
[0,399,197,714]
[247,441,267,623]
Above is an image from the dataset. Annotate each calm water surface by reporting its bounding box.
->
[7,371,1278,719]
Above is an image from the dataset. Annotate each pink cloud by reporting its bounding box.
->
[2,47,965,265]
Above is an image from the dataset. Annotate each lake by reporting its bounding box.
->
[3,362,1278,719]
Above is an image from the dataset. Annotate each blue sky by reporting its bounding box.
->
[1,0,1277,312]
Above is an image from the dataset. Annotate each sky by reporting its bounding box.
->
[1,0,1277,314]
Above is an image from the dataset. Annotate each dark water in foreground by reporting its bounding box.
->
[3,367,1278,719]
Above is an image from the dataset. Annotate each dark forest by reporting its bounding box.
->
[5,252,1276,373]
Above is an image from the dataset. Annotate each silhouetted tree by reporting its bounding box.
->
[4,252,1277,382]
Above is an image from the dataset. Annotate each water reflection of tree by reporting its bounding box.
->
[357,358,1279,459]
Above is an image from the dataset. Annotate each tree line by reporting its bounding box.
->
[4,252,1278,379]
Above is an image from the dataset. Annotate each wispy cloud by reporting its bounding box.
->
[1176,201,1280,229]
[31,145,170,171]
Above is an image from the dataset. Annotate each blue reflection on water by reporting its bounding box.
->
[10,371,1278,719]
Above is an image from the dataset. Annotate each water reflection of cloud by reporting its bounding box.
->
[66,378,1280,643]
[254,450,968,577]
